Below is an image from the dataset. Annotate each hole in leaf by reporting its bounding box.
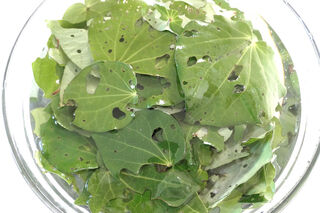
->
[152,127,164,142]
[108,49,112,53]
[112,107,126,120]
[114,150,117,153]
[187,56,197,66]
[259,111,266,118]
[183,81,188,85]
[64,153,68,157]
[155,54,170,69]
[288,104,299,116]
[217,27,221,31]
[79,157,83,161]
[77,49,82,53]
[136,83,144,90]
[86,73,100,94]
[228,65,243,81]
[119,35,125,42]
[170,124,176,129]
[183,29,198,37]
[233,84,245,93]
[243,164,248,168]
[106,88,110,92]
[135,18,144,27]
[210,192,216,198]
[202,55,212,63]
[70,34,75,38]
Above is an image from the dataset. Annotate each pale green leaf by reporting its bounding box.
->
[175,16,286,127]
[215,190,242,213]
[39,118,98,174]
[93,110,186,176]
[32,55,60,98]
[64,61,138,132]
[201,134,273,207]
[88,0,182,106]
[48,47,68,66]
[88,169,126,213]
[60,61,80,105]
[179,193,208,213]
[63,3,87,24]
[47,21,93,69]
[120,165,200,207]
[31,107,51,137]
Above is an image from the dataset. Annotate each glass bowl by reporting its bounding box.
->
[2,0,320,212]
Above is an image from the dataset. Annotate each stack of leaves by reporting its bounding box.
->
[31,0,299,212]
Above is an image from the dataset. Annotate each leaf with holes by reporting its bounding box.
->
[201,133,273,207]
[47,21,93,69]
[88,0,182,106]
[63,61,138,132]
[39,118,98,174]
[32,55,60,98]
[92,110,185,176]
[87,169,126,213]
[144,1,207,35]
[175,16,286,127]
[120,165,200,207]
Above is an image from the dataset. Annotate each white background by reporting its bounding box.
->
[0,0,319,212]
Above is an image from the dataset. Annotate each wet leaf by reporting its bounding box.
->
[93,110,185,176]
[64,61,138,132]
[175,16,286,127]
[39,118,98,174]
[120,165,200,207]
[31,106,51,137]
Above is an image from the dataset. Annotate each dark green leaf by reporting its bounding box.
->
[64,61,138,132]
[93,110,185,176]
[39,118,98,174]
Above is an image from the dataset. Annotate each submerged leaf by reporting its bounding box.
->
[39,118,98,174]
[201,134,273,207]
[64,61,138,132]
[120,165,200,207]
[175,16,286,127]
[31,106,51,137]
[93,110,185,176]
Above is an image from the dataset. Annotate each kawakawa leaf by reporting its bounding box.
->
[120,165,200,207]
[201,134,273,207]
[88,0,182,106]
[47,21,93,69]
[92,110,185,176]
[39,118,98,174]
[63,61,138,132]
[175,16,286,127]
[87,169,126,213]
[32,55,60,98]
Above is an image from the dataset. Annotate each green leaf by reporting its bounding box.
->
[93,110,186,176]
[31,107,51,137]
[192,139,213,166]
[63,61,138,132]
[32,55,60,98]
[63,3,87,24]
[39,118,98,174]
[120,165,200,207]
[103,198,128,213]
[175,16,286,127]
[238,163,275,201]
[215,190,242,213]
[206,136,250,170]
[35,151,74,184]
[88,0,182,106]
[179,193,208,213]
[201,134,273,207]
[47,21,93,69]
[88,169,126,213]
[60,61,80,104]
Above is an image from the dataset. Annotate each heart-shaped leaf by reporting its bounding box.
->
[120,165,200,207]
[88,0,182,106]
[63,61,138,132]
[92,110,185,176]
[175,16,286,127]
